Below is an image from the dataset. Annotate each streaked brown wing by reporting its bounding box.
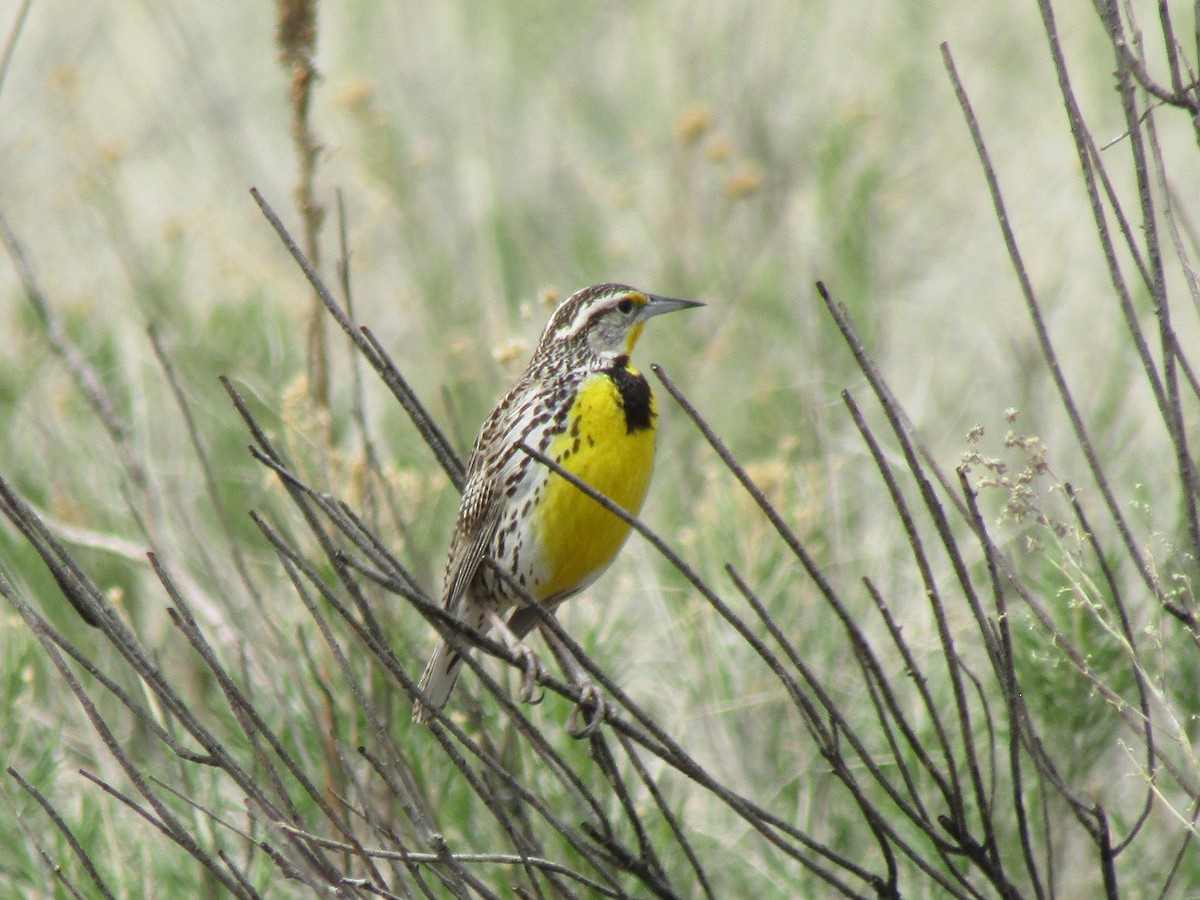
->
[439,379,535,611]
[440,486,500,611]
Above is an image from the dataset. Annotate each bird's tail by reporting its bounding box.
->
[412,607,487,724]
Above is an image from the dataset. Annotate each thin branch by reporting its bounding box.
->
[7,767,118,900]
[0,207,147,490]
[944,36,1176,607]
[248,187,465,488]
[280,822,628,898]
[147,325,259,600]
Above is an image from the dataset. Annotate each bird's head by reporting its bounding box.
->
[537,283,702,367]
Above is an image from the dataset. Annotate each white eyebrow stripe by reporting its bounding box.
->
[556,295,614,340]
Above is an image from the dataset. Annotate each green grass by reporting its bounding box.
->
[2,0,1199,897]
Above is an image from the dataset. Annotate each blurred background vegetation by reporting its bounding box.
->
[1,0,1198,897]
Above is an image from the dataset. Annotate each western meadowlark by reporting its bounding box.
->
[412,283,701,728]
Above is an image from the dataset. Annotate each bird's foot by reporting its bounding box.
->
[566,681,612,739]
[514,644,546,705]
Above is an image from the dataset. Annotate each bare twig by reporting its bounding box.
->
[249,187,465,487]
[942,39,1189,619]
[0,208,147,491]
[7,767,118,900]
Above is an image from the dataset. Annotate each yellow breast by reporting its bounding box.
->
[532,367,657,600]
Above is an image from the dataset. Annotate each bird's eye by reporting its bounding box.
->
[617,298,635,315]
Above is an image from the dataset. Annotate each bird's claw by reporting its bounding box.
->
[514,645,546,705]
[566,682,611,739]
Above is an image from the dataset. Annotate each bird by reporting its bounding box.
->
[412,283,701,729]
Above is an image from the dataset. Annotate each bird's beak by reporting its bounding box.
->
[641,294,704,320]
